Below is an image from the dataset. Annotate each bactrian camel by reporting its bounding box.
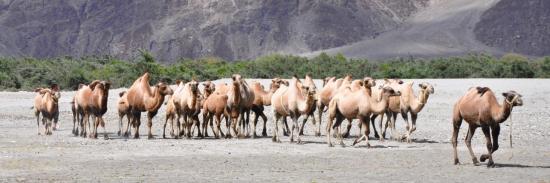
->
[33,85,60,135]
[452,87,523,167]
[250,78,283,138]
[271,76,316,143]
[327,86,400,147]
[125,73,174,139]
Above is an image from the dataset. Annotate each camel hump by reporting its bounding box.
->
[476,87,490,96]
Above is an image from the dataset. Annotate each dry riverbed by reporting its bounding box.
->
[1,79,549,182]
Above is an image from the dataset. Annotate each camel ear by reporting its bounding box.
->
[398,80,404,84]
[78,84,85,90]
[477,87,490,96]
[88,80,101,90]
[34,88,43,92]
[119,91,126,97]
[50,84,59,92]
[418,83,426,89]
[502,92,511,98]
[231,75,237,81]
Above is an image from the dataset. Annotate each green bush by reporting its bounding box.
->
[0,52,546,91]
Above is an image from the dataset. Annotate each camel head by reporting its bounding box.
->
[156,82,174,96]
[88,80,102,90]
[503,91,523,106]
[418,82,434,94]
[362,77,376,88]
[300,85,316,99]
[188,79,199,94]
[202,80,215,94]
[384,78,404,85]
[381,86,401,97]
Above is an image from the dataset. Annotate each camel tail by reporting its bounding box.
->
[509,113,513,148]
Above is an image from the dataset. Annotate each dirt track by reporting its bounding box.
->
[1,79,549,182]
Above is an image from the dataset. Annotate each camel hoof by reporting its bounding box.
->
[328,143,334,147]
[148,135,154,139]
[472,158,480,166]
[480,154,489,162]
[487,161,495,168]
[342,132,350,138]
[104,134,109,140]
[340,143,346,148]
[117,131,121,136]
[315,132,321,137]
[374,133,380,139]
[251,134,257,139]
[262,132,268,137]
[454,159,460,165]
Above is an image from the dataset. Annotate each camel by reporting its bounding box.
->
[202,91,229,139]
[297,74,320,136]
[250,78,284,138]
[74,80,111,139]
[200,80,216,137]
[368,79,403,139]
[452,87,523,167]
[117,91,131,136]
[326,86,401,147]
[225,78,242,138]
[339,77,377,138]
[231,74,255,137]
[125,73,174,139]
[70,96,79,136]
[33,85,60,135]
[270,76,316,143]
[381,81,434,142]
[316,75,352,137]
[172,79,201,138]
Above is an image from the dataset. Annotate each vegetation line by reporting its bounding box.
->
[1,51,548,91]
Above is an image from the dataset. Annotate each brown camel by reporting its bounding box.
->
[316,75,352,137]
[125,73,174,139]
[70,96,79,136]
[270,76,316,143]
[250,78,283,138]
[202,91,229,139]
[382,81,434,142]
[74,80,111,139]
[33,85,60,135]
[232,74,255,137]
[340,77,377,138]
[200,80,216,137]
[326,86,400,147]
[225,78,242,138]
[368,79,403,139]
[452,87,523,167]
[117,91,131,136]
[172,79,201,138]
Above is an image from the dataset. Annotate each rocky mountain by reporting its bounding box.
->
[0,0,428,62]
[0,0,547,62]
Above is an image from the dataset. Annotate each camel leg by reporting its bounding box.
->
[53,112,59,131]
[481,124,500,163]
[93,115,100,139]
[231,116,239,138]
[100,116,108,140]
[118,114,123,136]
[480,125,495,167]
[465,124,480,166]
[245,110,251,137]
[251,111,259,138]
[326,111,335,147]
[400,111,411,142]
[451,115,462,165]
[342,119,352,138]
[282,117,290,136]
[194,115,203,138]
[390,112,399,140]
[352,117,371,147]
[226,115,233,139]
[381,111,391,139]
[123,114,132,138]
[209,114,216,138]
[147,111,157,139]
[261,113,268,137]
[377,113,385,141]
[163,115,169,139]
[272,113,281,143]
[335,117,346,147]
[406,112,418,143]
[35,111,41,135]
[133,112,141,139]
[212,114,221,139]
[202,112,210,138]
[294,116,303,144]
[299,115,308,136]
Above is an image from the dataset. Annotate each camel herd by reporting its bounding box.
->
[31,73,523,167]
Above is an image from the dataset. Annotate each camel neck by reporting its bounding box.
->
[145,87,163,111]
[411,89,429,113]
[493,99,513,123]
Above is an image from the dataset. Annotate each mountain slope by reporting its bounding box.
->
[0,0,427,62]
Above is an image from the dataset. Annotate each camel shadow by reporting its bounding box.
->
[300,140,326,145]
[495,163,550,169]
[353,145,400,149]
[411,138,440,144]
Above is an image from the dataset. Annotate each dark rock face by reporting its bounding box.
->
[0,0,426,62]
[474,0,550,56]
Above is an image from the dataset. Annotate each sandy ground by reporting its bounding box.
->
[1,79,549,182]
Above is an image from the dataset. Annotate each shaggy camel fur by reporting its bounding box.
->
[125,73,174,139]
[202,91,229,139]
[382,82,434,142]
[452,87,523,167]
[75,80,111,139]
[172,79,201,138]
[33,85,60,135]
[326,86,400,147]
[250,78,283,138]
[271,76,316,143]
